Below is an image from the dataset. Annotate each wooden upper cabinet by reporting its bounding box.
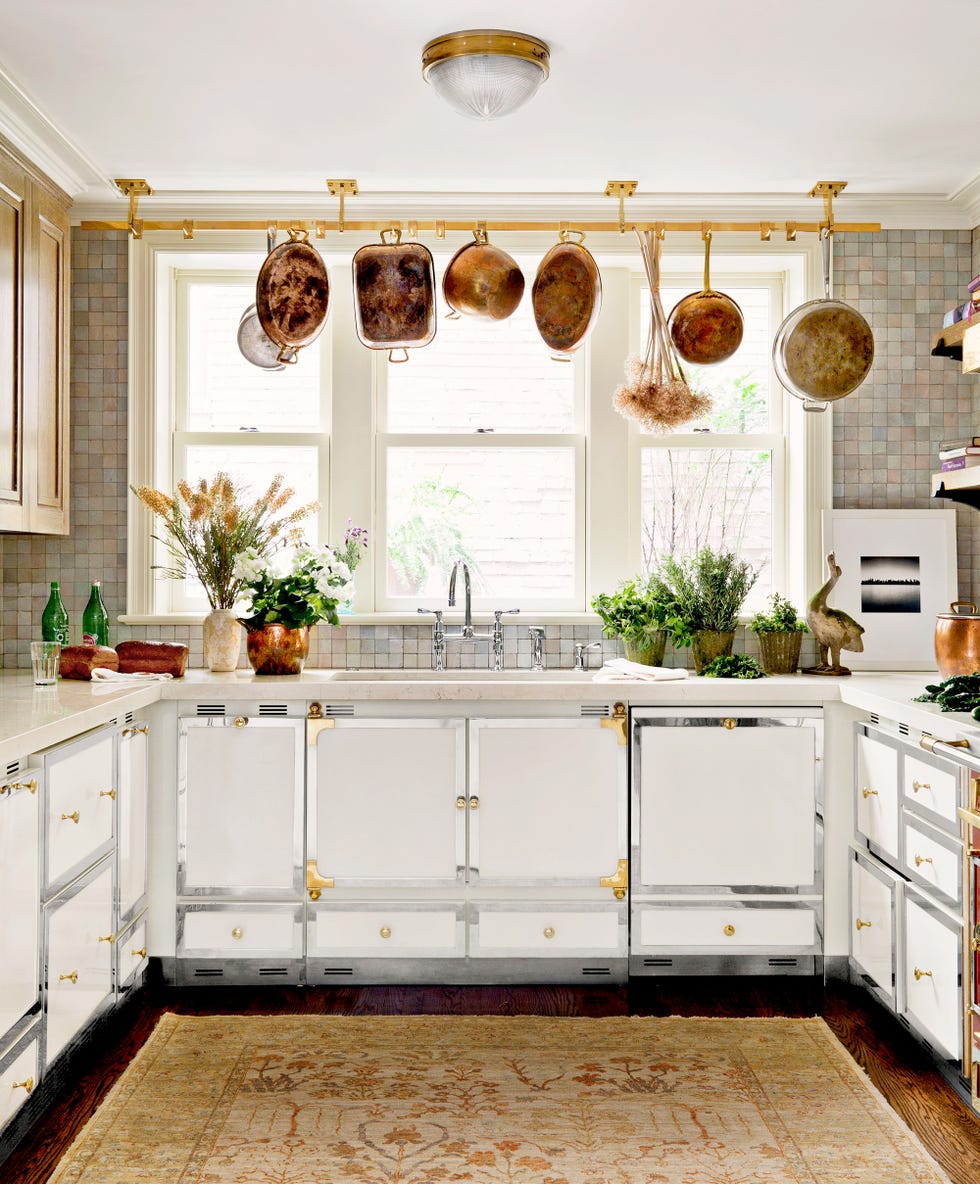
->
[0,136,70,535]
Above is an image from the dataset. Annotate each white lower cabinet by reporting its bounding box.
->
[176,903,304,985]
[903,888,962,1061]
[117,722,149,925]
[43,730,115,894]
[0,770,41,1041]
[471,905,625,957]
[0,1024,40,1133]
[44,857,114,1068]
[310,905,464,957]
[634,903,817,952]
[115,912,148,999]
[849,847,901,1010]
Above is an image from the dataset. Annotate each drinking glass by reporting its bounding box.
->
[31,640,61,685]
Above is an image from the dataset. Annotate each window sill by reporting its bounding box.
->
[119,611,607,627]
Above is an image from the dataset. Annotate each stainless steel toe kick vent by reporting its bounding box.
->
[195,703,226,717]
[258,703,289,717]
[580,705,612,718]
[321,704,356,717]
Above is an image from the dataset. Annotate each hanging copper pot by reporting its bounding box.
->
[532,228,602,355]
[352,227,436,361]
[443,227,524,320]
[255,227,330,363]
[772,227,874,409]
[667,230,744,365]
[238,228,294,369]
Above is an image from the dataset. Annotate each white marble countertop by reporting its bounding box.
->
[0,666,973,768]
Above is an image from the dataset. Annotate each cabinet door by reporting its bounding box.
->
[849,848,899,1007]
[469,718,626,886]
[24,184,68,534]
[903,890,962,1061]
[44,859,113,1067]
[43,730,115,894]
[0,153,25,528]
[117,723,149,924]
[855,727,900,862]
[308,718,464,887]
[179,717,303,897]
[0,771,41,1040]
[634,713,817,890]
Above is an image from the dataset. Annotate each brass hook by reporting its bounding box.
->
[114,178,153,239]
[473,220,489,244]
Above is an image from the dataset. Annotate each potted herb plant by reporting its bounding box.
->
[747,592,808,674]
[656,548,761,673]
[591,575,690,666]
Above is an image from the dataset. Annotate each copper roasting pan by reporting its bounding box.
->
[255,229,330,361]
[353,230,436,356]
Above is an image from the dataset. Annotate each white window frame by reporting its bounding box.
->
[125,230,830,624]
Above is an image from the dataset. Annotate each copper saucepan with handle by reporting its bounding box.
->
[772,227,873,410]
[935,601,980,678]
[443,227,524,321]
[667,229,743,365]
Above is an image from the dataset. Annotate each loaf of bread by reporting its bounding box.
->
[58,645,119,680]
[116,640,188,676]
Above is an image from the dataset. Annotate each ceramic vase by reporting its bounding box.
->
[623,632,666,667]
[244,623,310,676]
[202,608,242,672]
[757,631,803,675]
[691,629,735,674]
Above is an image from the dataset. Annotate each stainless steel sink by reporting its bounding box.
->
[328,669,593,682]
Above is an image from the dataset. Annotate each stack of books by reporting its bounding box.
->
[939,437,980,472]
[942,277,980,327]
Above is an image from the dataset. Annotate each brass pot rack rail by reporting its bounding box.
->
[82,178,880,241]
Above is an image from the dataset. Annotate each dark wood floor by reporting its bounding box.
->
[3,977,980,1184]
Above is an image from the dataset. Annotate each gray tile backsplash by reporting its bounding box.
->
[0,227,971,671]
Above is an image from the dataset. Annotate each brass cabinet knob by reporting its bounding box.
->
[469,796,479,810]
[861,787,878,799]
[379,926,392,939]
[913,967,933,981]
[3,778,36,795]
[131,947,147,959]
[59,971,78,984]
[721,718,737,730]
[855,918,872,931]
[723,924,735,937]
[234,716,248,728]
[98,934,115,944]
[543,926,555,939]
[61,810,80,823]
[912,780,930,792]
[914,854,933,867]
[231,927,243,940]
[456,796,466,809]
[11,1077,33,1094]
[99,788,116,800]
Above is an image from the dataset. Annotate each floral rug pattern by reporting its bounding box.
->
[50,1014,950,1183]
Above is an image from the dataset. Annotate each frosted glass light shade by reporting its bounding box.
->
[422,30,549,121]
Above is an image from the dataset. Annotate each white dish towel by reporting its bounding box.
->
[89,668,175,693]
[592,658,689,683]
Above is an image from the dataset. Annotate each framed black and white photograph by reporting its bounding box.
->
[821,509,957,670]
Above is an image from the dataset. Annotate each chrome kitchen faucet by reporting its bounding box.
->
[418,562,519,671]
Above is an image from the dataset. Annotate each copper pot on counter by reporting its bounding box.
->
[935,602,980,677]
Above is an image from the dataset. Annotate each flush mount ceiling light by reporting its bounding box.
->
[421,29,550,120]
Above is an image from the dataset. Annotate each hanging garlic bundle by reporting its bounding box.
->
[613,229,712,431]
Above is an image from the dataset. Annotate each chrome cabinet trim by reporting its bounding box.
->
[113,720,149,929]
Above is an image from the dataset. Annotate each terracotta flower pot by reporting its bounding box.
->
[757,631,803,675]
[691,630,735,674]
[244,624,310,675]
[623,632,667,667]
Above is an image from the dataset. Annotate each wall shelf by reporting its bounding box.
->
[931,320,970,361]
[932,472,980,510]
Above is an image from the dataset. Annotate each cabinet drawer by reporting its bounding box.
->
[902,817,961,908]
[0,769,41,1039]
[44,731,114,892]
[904,891,962,1060]
[903,751,960,834]
[471,906,623,956]
[855,727,900,862]
[45,859,114,1068]
[311,907,463,957]
[116,915,148,991]
[635,904,817,952]
[178,906,302,958]
[0,1028,39,1133]
[849,848,900,1008]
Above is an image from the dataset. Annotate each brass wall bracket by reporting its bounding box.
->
[600,858,629,900]
[306,859,334,900]
[307,717,336,747]
[808,180,847,231]
[327,178,359,232]
[599,702,628,745]
[114,178,153,238]
[604,180,637,233]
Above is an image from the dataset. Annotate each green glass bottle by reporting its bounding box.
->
[41,581,70,646]
[82,581,109,646]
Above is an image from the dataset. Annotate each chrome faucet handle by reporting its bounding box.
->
[491,609,520,672]
[417,607,444,624]
[419,608,446,671]
[494,608,520,620]
[528,626,546,672]
[574,641,602,672]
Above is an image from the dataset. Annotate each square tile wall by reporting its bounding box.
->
[0,227,975,670]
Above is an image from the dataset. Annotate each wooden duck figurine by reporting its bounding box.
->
[804,552,865,676]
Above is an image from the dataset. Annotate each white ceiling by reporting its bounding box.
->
[2,0,980,218]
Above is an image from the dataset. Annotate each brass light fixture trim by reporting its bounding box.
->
[422,30,550,79]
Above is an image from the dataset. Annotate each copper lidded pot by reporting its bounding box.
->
[935,602,980,678]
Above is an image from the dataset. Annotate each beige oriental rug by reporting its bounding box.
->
[49,1013,951,1184]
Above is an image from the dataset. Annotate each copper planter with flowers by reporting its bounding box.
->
[244,624,310,676]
